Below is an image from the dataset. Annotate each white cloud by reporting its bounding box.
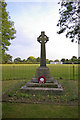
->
[6,2,78,60]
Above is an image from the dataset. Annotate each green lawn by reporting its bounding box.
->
[2,64,78,80]
[2,103,78,118]
[1,64,79,119]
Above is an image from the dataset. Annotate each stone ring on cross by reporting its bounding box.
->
[37,31,49,43]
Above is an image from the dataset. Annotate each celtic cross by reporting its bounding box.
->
[37,31,49,67]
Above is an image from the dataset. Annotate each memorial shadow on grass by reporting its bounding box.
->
[2,79,78,105]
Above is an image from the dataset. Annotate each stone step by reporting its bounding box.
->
[26,82,58,88]
[20,87,63,91]
[20,81,63,92]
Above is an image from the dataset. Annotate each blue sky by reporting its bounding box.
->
[5,0,78,61]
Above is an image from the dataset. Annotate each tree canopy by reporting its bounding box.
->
[1,55,80,64]
[27,56,36,62]
[0,1,16,63]
[14,57,21,63]
[57,1,80,44]
[2,53,12,63]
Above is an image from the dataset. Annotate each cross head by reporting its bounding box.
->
[37,31,49,43]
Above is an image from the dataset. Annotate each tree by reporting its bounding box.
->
[27,56,36,63]
[65,59,69,61]
[54,59,59,62]
[14,57,21,63]
[61,58,65,62]
[78,56,80,63]
[46,59,50,64]
[57,1,80,43]
[49,60,53,62]
[1,1,16,63]
[2,53,12,63]
[78,56,80,61]
[22,59,26,63]
[36,57,40,62]
[71,56,77,62]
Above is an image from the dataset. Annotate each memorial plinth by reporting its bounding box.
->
[31,66,53,83]
[20,31,63,93]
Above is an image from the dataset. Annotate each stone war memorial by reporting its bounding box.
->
[21,31,63,94]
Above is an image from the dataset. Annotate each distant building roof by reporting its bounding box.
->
[50,61,63,64]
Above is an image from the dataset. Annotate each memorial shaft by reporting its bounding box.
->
[41,41,46,66]
[37,31,49,67]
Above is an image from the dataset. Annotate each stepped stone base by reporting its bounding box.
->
[20,80,63,94]
[20,66,63,93]
[20,80,63,93]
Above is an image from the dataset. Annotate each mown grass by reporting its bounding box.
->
[2,64,78,80]
[2,64,39,81]
[2,103,78,118]
[48,64,78,80]
[1,64,79,119]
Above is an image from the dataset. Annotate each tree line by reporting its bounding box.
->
[2,55,80,64]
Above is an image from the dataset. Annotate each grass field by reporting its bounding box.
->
[1,64,79,118]
[2,103,78,118]
[2,64,78,80]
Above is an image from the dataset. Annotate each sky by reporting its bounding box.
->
[5,0,78,61]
